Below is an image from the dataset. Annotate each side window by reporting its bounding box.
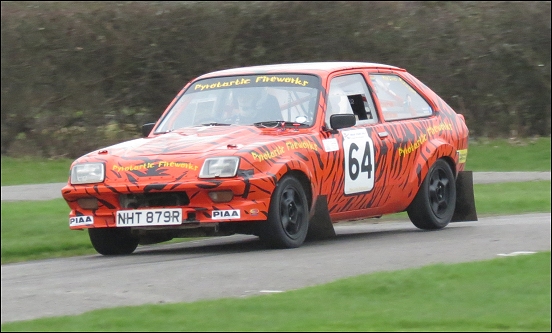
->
[370,74,432,121]
[326,74,378,128]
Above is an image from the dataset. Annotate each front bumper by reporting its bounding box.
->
[62,176,273,230]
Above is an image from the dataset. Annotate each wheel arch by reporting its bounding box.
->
[412,139,458,188]
[269,158,316,211]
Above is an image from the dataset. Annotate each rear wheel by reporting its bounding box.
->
[88,228,139,255]
[407,159,456,230]
[259,175,309,248]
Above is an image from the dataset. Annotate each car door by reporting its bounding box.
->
[324,73,399,218]
[362,70,439,212]
[323,70,438,219]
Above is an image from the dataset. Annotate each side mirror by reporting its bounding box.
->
[330,114,356,130]
[142,123,156,137]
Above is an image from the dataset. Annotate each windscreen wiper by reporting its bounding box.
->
[253,121,310,128]
[201,122,232,126]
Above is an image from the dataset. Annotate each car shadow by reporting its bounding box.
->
[84,222,472,260]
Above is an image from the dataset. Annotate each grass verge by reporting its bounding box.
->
[465,136,550,171]
[1,156,73,186]
[2,251,550,331]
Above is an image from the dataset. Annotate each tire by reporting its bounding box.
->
[88,227,139,255]
[259,175,309,248]
[407,159,456,230]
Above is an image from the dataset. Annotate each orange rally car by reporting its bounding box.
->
[61,62,477,255]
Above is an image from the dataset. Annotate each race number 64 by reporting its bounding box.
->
[342,129,375,194]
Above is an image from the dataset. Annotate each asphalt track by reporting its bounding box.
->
[1,173,550,324]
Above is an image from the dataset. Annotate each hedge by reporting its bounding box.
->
[1,1,550,158]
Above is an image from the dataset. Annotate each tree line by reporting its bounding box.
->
[1,1,550,158]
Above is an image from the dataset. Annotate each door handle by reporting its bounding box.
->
[378,131,389,139]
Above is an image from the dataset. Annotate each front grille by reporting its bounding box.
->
[119,192,190,209]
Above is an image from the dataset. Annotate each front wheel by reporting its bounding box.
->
[259,175,309,248]
[407,159,456,230]
[88,227,139,255]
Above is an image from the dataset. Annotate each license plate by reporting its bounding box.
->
[116,208,182,227]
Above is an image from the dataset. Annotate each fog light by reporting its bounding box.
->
[77,197,99,210]
[208,191,234,203]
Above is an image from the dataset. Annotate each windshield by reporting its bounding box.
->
[155,74,321,132]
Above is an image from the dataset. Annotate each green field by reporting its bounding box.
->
[465,137,551,171]
[1,156,73,186]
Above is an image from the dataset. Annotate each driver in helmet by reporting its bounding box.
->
[225,87,282,124]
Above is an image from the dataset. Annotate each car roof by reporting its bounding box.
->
[197,62,404,79]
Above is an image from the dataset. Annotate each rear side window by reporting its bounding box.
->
[370,74,432,121]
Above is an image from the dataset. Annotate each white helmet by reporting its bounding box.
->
[326,86,350,126]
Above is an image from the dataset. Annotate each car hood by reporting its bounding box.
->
[79,126,305,184]
[95,126,279,158]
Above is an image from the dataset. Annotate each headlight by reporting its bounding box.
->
[70,163,105,184]
[199,157,239,178]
